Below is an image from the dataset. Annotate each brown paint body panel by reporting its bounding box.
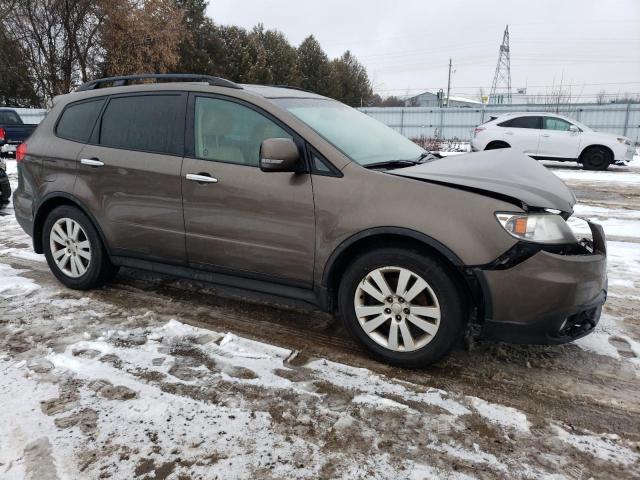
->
[181,158,315,285]
[74,144,186,262]
[311,162,519,287]
[12,81,608,349]
[483,250,606,325]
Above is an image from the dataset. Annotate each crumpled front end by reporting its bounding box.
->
[475,221,607,344]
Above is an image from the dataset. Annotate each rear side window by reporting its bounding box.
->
[56,99,104,142]
[100,95,185,155]
[498,116,540,129]
[0,110,22,125]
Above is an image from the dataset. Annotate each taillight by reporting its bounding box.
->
[16,143,26,162]
[473,127,485,137]
[0,128,5,142]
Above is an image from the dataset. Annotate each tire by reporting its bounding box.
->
[43,205,119,290]
[338,248,466,367]
[484,141,510,150]
[581,146,612,171]
[0,172,10,205]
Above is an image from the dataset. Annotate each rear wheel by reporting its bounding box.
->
[43,205,118,290]
[485,141,510,150]
[581,146,611,171]
[338,248,465,367]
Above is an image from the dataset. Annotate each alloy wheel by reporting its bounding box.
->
[354,266,441,352]
[49,218,92,278]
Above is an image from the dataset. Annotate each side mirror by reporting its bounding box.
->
[260,138,301,173]
[569,125,580,133]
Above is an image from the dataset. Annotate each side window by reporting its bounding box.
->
[194,97,291,167]
[498,116,540,129]
[0,110,22,125]
[56,99,105,142]
[543,117,573,131]
[99,95,185,155]
[312,154,332,174]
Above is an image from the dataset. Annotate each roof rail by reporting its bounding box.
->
[76,74,242,92]
[266,84,317,95]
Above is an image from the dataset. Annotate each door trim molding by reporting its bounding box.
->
[110,255,322,307]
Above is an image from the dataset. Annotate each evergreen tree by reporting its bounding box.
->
[174,0,224,75]
[214,25,254,83]
[248,25,299,86]
[296,35,332,95]
[329,51,372,106]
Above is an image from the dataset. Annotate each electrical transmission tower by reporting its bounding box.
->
[489,25,512,105]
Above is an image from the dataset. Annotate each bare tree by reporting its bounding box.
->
[2,0,104,102]
[595,90,607,105]
[0,0,16,21]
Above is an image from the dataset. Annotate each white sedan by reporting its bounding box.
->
[471,112,635,170]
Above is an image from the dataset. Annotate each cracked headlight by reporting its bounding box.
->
[495,212,577,244]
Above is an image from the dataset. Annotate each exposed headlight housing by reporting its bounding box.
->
[495,212,577,244]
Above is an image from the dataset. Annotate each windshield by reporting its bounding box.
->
[567,117,592,132]
[272,98,426,166]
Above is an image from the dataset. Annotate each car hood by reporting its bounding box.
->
[390,149,576,213]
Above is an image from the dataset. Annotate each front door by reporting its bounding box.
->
[538,116,582,159]
[74,92,187,263]
[181,95,315,286]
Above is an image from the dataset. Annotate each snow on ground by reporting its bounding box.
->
[2,159,640,479]
[550,163,640,185]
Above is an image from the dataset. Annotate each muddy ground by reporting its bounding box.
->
[1,160,639,479]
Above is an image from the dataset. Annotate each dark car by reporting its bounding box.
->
[12,74,607,367]
[0,108,38,158]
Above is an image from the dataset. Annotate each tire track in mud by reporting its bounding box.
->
[6,255,640,440]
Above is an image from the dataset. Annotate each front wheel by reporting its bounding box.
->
[581,146,611,171]
[43,205,119,290]
[338,248,466,367]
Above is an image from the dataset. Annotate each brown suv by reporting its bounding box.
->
[13,74,607,366]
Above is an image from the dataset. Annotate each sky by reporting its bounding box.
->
[207,0,640,101]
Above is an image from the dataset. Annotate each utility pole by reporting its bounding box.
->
[489,25,512,105]
[446,58,452,108]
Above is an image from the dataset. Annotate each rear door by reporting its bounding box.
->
[538,116,582,159]
[498,116,541,155]
[74,92,188,263]
[181,94,315,286]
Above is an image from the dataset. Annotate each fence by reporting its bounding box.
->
[359,103,640,144]
[8,104,640,144]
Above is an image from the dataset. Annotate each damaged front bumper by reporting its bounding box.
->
[474,221,607,345]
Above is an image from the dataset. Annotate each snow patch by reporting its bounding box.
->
[468,396,531,432]
[0,263,39,298]
[553,425,639,466]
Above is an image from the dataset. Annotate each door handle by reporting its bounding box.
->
[80,158,104,167]
[541,134,550,138]
[186,173,218,183]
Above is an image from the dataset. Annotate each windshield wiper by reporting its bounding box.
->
[363,159,419,170]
